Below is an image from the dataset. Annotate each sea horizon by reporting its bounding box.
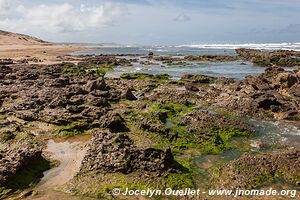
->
[63,42,300,52]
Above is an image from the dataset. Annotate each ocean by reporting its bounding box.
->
[72,43,298,79]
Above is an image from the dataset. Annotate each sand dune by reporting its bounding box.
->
[0,30,48,45]
[0,30,82,63]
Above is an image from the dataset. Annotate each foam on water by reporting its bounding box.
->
[251,120,300,148]
[176,43,300,51]
[73,42,300,57]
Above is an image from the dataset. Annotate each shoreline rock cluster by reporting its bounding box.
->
[214,66,300,121]
[236,48,300,67]
[0,52,299,199]
[81,131,182,176]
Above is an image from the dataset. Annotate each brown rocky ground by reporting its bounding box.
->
[0,52,299,199]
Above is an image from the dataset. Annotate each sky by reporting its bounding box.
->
[0,0,299,45]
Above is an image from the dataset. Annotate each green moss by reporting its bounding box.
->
[120,73,170,81]
[122,100,250,154]
[62,64,115,77]
[149,103,193,120]
[162,158,195,190]
[0,187,11,197]
[90,64,114,77]
[199,127,250,154]
[56,121,90,137]
[168,126,250,154]
[62,65,86,75]
[93,173,159,198]
[248,173,278,189]
[277,57,300,67]
[253,58,271,67]
[90,159,194,198]
[163,173,194,190]
[0,131,16,142]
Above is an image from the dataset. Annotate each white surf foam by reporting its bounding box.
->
[176,43,300,51]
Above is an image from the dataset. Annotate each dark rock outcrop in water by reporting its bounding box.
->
[236,48,300,67]
[184,55,239,62]
[78,55,132,66]
[215,66,300,120]
[81,130,181,176]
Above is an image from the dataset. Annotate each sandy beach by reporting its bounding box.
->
[0,44,83,64]
[0,30,83,63]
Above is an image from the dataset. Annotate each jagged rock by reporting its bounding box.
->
[140,118,170,136]
[86,95,109,107]
[49,96,69,108]
[98,112,129,132]
[50,77,70,87]
[182,110,250,135]
[185,83,199,91]
[85,78,107,92]
[245,76,270,91]
[81,131,181,176]
[0,59,14,65]
[121,88,137,100]
[272,72,298,88]
[256,95,282,110]
[0,65,13,74]
[0,148,42,184]
[181,74,217,84]
[288,85,300,97]
[79,55,132,66]
[216,66,300,120]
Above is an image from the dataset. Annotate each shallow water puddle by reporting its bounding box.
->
[21,138,89,200]
[37,139,87,189]
[193,119,300,187]
[251,120,300,148]
[195,150,243,169]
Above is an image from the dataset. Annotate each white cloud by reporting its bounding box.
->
[0,2,128,32]
[173,14,190,22]
[0,0,10,15]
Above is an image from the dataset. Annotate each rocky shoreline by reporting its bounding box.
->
[0,50,299,199]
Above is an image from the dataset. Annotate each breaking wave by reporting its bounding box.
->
[176,43,300,51]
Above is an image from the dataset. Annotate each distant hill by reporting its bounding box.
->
[0,30,49,45]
